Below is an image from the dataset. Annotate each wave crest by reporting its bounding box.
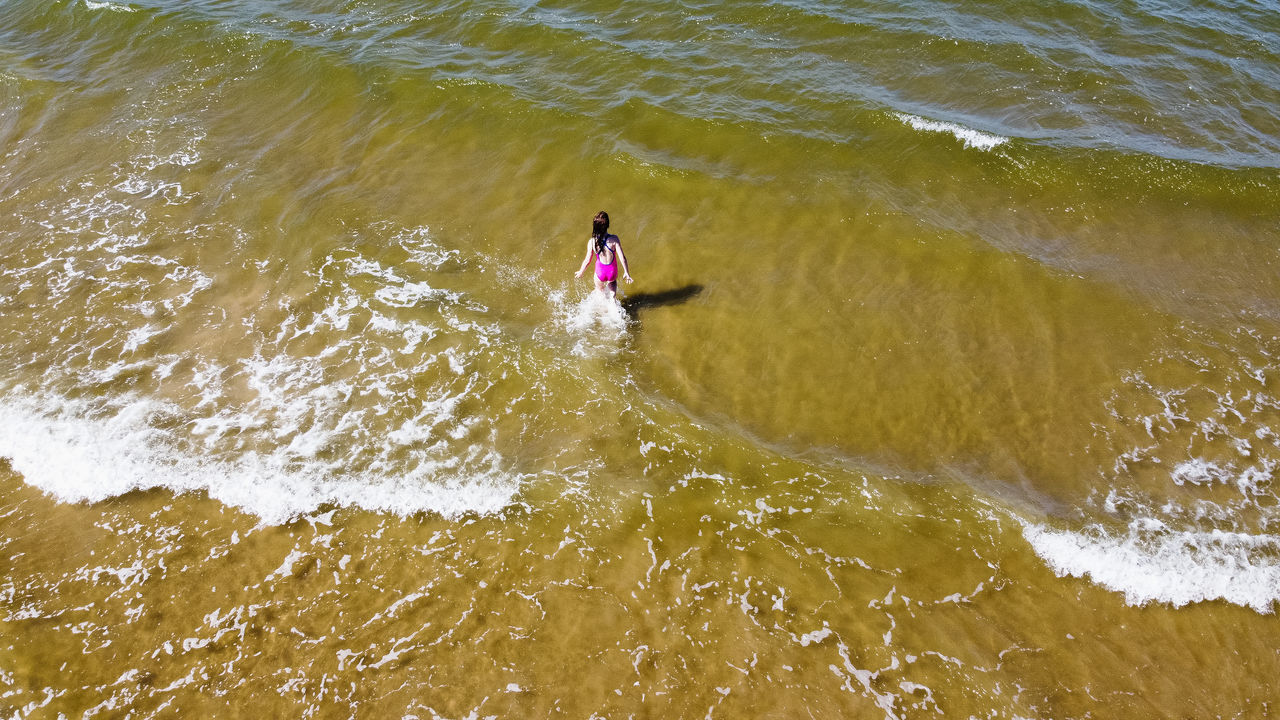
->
[1023,519,1280,613]
[894,113,1009,151]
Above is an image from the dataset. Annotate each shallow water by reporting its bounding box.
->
[1,0,1279,717]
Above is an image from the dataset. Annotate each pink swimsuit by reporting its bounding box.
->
[594,237,618,282]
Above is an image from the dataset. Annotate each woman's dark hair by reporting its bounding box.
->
[592,211,610,254]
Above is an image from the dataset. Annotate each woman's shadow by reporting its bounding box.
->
[620,284,703,320]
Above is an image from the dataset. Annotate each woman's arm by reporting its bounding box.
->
[615,238,633,282]
[574,237,594,277]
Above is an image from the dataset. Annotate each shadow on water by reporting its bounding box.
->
[621,284,703,319]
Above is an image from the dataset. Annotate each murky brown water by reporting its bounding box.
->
[3,0,1280,716]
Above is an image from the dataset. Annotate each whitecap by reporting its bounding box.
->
[1023,519,1280,613]
[0,390,520,525]
[894,113,1009,151]
[83,0,137,11]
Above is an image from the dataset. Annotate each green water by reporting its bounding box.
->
[1,0,1279,716]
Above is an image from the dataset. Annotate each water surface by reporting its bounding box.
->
[2,0,1279,716]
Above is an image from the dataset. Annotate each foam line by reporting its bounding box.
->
[83,0,137,11]
[0,390,519,525]
[895,113,1009,151]
[1023,520,1280,613]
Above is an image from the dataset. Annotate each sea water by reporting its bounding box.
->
[1,0,1278,716]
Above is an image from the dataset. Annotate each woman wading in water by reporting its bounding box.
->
[575,210,632,298]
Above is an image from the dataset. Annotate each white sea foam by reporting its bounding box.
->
[796,626,832,647]
[1050,329,1280,613]
[1023,519,1280,613]
[894,113,1009,151]
[1169,456,1275,497]
[0,391,520,525]
[374,281,455,308]
[83,0,137,11]
[122,324,166,354]
[114,177,185,204]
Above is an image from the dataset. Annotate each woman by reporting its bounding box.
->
[574,210,633,298]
